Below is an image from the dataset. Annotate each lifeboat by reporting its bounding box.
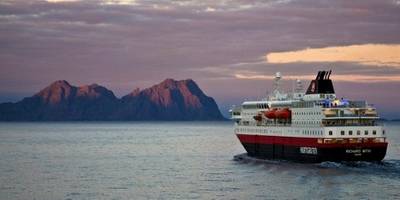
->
[275,108,291,119]
[264,108,278,119]
[253,115,262,121]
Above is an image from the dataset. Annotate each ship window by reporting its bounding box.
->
[357,130,361,135]
[383,130,385,135]
[349,130,353,135]
[341,131,345,135]
[373,130,377,135]
[364,130,368,135]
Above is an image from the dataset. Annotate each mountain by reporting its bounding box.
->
[120,79,223,120]
[0,79,225,121]
[0,80,119,121]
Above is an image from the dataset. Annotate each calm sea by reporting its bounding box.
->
[0,121,399,199]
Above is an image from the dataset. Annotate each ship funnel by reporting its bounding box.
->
[306,70,335,94]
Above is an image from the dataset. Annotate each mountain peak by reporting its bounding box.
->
[77,83,116,99]
[120,78,223,120]
[1,79,224,121]
[49,80,72,88]
[34,80,75,104]
[160,78,195,84]
[159,78,178,88]
[162,78,176,83]
[157,78,197,89]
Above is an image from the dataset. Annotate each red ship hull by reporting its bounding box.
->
[237,134,388,163]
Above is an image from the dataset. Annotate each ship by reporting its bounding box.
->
[230,70,387,163]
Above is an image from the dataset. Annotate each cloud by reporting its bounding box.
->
[235,73,400,83]
[101,0,138,5]
[46,0,80,2]
[205,7,216,12]
[266,44,400,67]
[1,0,400,118]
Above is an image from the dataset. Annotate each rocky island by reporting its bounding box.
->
[0,79,225,121]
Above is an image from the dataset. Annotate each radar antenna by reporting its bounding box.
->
[295,79,303,93]
[269,72,288,100]
[273,72,282,96]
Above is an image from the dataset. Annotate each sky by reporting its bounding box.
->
[0,0,400,118]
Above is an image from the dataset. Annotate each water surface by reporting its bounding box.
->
[0,121,399,199]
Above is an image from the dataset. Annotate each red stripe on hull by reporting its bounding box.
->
[236,134,388,162]
[236,134,388,148]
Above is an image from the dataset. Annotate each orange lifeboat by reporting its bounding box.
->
[264,108,277,119]
[253,114,262,121]
[275,108,291,119]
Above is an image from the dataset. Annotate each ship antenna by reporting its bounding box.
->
[273,72,282,98]
[291,79,295,95]
[295,79,303,93]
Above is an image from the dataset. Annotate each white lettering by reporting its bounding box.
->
[362,149,371,153]
[300,147,318,155]
[346,149,361,153]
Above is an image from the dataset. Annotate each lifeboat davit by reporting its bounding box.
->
[264,108,278,119]
[275,108,291,119]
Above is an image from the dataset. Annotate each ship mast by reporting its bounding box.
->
[270,72,287,100]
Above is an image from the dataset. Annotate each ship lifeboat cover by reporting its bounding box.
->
[265,108,277,119]
[275,108,291,119]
